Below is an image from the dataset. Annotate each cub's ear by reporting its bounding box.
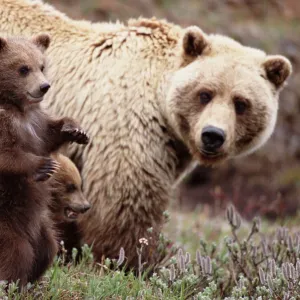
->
[31,33,51,52]
[0,37,7,51]
[182,26,208,57]
[263,55,292,88]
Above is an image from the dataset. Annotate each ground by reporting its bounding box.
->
[4,206,300,299]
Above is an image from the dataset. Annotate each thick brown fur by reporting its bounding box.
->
[0,34,89,286]
[49,153,90,260]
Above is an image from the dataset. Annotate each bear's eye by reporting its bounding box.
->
[19,66,30,76]
[234,98,248,115]
[41,65,45,72]
[199,91,213,105]
[66,183,76,193]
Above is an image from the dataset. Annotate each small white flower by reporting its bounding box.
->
[139,238,149,245]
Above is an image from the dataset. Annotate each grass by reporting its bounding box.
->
[2,206,300,299]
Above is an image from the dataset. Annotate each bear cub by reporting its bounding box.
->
[50,153,91,259]
[0,34,89,287]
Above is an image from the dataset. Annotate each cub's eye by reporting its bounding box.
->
[199,91,213,105]
[234,98,248,115]
[41,65,45,72]
[66,183,76,193]
[19,66,30,76]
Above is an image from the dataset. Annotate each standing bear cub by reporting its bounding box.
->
[0,34,89,286]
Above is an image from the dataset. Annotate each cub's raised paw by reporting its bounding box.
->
[34,157,60,182]
[62,125,89,145]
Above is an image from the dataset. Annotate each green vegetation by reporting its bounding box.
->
[3,206,300,299]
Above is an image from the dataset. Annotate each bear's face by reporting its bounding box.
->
[0,34,51,110]
[166,27,292,165]
[50,154,91,223]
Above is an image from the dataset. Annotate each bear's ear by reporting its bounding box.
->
[263,55,292,89]
[0,37,7,51]
[182,26,208,57]
[31,33,51,52]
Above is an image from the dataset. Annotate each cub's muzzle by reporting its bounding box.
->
[40,82,51,95]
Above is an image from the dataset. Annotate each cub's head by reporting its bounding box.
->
[50,154,91,223]
[166,27,292,165]
[0,33,51,110]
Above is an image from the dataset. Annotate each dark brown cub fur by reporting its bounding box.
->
[49,153,91,261]
[0,34,89,287]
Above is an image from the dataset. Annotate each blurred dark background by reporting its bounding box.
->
[46,0,300,219]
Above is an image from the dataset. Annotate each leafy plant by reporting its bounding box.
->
[1,205,300,299]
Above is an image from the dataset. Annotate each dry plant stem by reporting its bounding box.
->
[184,278,208,299]
[231,228,241,246]
[229,228,254,290]
[254,257,269,267]
[155,250,175,269]
[246,223,257,243]
[137,245,143,281]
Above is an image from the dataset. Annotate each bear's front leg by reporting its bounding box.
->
[61,120,89,145]
[33,157,60,182]
[0,149,58,178]
[46,118,89,153]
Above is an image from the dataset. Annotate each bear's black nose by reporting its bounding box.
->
[80,203,91,213]
[201,126,225,152]
[40,83,51,94]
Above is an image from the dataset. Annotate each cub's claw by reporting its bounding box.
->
[62,126,89,145]
[34,158,60,182]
